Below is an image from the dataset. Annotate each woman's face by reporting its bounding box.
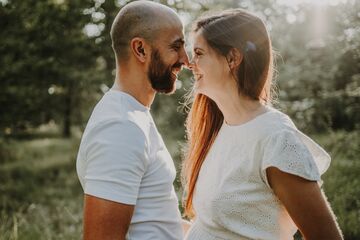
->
[190,32,230,98]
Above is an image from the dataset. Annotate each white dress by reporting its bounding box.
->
[185,107,330,240]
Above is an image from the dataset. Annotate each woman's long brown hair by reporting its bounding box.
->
[182,9,274,218]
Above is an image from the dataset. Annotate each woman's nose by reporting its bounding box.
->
[181,51,190,68]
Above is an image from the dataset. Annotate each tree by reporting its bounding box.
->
[0,0,98,137]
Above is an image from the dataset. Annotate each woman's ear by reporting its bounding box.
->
[130,37,148,63]
[226,48,243,70]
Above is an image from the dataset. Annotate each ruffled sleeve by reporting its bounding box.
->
[261,128,331,188]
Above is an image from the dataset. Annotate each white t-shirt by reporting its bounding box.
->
[185,107,330,240]
[76,89,183,240]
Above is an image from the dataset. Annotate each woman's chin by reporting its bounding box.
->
[194,87,214,99]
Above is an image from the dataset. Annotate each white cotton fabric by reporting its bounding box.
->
[76,89,183,240]
[185,106,330,240]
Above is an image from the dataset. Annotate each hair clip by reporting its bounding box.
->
[245,41,256,52]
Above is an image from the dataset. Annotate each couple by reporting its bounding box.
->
[76,1,342,240]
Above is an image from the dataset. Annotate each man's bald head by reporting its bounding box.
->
[110,1,182,62]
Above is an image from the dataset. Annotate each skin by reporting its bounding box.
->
[189,32,343,239]
[83,195,134,240]
[114,6,189,107]
[190,32,267,125]
[83,3,189,240]
[147,22,187,94]
[267,167,343,239]
[182,219,192,235]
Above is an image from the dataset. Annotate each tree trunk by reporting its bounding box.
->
[63,82,73,138]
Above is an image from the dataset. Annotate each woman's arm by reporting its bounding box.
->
[266,167,343,240]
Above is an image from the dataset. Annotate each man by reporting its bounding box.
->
[76,1,189,239]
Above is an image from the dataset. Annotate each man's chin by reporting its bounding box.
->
[167,75,178,94]
[156,83,176,94]
[149,72,178,94]
[156,84,176,94]
[160,75,177,94]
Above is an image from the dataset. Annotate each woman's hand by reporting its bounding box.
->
[182,218,192,237]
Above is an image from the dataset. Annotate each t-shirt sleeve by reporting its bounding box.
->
[83,120,149,205]
[260,129,331,188]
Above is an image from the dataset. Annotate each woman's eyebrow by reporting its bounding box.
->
[193,47,204,52]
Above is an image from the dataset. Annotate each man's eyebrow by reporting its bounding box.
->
[170,38,185,46]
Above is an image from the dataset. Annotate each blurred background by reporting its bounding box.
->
[0,0,359,239]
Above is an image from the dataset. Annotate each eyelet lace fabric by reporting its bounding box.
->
[260,129,330,188]
[185,109,331,240]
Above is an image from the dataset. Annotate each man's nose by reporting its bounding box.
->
[182,55,190,69]
[180,49,190,69]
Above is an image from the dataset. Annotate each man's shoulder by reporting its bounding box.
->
[84,117,149,145]
[86,93,152,139]
[125,110,152,134]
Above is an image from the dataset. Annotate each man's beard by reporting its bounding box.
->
[148,49,182,94]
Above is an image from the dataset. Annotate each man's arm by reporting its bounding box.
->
[83,194,134,240]
[266,167,343,240]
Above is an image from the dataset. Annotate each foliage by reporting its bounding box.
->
[0,0,100,136]
[271,1,360,132]
[317,131,360,239]
[1,0,358,135]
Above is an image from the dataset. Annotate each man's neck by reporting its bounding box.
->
[112,63,156,108]
[113,66,156,108]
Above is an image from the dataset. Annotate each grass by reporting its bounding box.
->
[0,137,83,240]
[0,130,359,239]
[316,131,360,239]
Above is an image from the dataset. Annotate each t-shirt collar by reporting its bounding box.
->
[108,88,150,112]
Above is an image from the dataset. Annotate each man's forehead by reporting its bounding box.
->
[158,26,185,44]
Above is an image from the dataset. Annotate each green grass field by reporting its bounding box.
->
[0,137,83,240]
[0,131,359,239]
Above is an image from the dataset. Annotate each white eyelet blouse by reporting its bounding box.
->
[185,107,330,240]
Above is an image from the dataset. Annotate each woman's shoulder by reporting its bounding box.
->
[254,106,298,137]
[258,106,331,176]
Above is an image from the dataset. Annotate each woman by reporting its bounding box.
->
[182,9,343,240]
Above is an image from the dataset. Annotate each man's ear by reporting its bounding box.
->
[130,37,148,63]
[226,48,243,70]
